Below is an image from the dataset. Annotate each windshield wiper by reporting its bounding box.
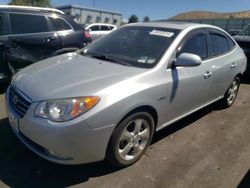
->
[85,52,135,67]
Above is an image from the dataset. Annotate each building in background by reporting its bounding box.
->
[56,4,122,27]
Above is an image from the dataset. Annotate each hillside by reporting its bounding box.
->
[170,10,250,20]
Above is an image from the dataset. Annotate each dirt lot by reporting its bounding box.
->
[0,80,250,188]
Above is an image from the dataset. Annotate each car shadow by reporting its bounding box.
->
[0,118,119,188]
[0,102,222,187]
[152,101,221,144]
[242,74,250,84]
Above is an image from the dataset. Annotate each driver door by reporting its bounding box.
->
[163,30,214,122]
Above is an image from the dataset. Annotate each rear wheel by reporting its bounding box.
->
[221,77,240,107]
[107,112,155,167]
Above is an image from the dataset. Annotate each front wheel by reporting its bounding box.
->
[106,112,155,167]
[221,77,240,107]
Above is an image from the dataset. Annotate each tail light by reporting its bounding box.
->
[84,31,91,38]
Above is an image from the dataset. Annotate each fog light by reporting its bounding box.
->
[47,150,73,160]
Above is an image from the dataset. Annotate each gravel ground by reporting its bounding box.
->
[0,80,249,188]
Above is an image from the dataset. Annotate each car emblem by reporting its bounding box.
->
[12,95,19,105]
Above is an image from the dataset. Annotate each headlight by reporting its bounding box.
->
[35,96,100,122]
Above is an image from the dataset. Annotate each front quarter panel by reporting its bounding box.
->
[87,69,168,130]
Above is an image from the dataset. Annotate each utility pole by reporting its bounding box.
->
[93,0,95,8]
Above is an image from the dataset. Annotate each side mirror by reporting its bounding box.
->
[175,53,201,67]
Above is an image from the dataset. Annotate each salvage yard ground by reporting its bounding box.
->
[0,79,250,188]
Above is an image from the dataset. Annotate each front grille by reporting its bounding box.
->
[9,87,31,118]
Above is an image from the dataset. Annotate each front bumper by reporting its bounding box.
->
[5,87,115,165]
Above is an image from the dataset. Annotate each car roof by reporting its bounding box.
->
[0,5,64,14]
[127,21,216,30]
[87,23,117,27]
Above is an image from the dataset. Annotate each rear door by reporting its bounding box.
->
[7,12,61,71]
[48,16,84,49]
[208,30,238,99]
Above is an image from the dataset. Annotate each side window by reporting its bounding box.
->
[0,14,3,36]
[48,17,71,31]
[90,25,99,31]
[228,37,236,51]
[100,25,110,31]
[210,33,229,56]
[10,13,49,34]
[181,34,207,59]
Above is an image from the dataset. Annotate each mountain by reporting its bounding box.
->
[170,10,250,20]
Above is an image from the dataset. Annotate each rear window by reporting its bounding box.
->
[10,13,49,34]
[48,17,72,31]
[210,33,229,56]
[100,25,110,31]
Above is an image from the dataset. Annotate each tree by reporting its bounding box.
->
[128,14,139,23]
[143,16,150,22]
[9,0,51,7]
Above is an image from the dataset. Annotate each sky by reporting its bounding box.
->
[1,0,250,20]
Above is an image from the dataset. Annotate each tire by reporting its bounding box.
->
[106,112,155,167]
[221,77,240,108]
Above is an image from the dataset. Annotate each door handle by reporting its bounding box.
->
[44,37,56,42]
[204,71,212,79]
[231,62,237,69]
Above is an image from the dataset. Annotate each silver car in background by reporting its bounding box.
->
[84,23,117,41]
[5,22,247,167]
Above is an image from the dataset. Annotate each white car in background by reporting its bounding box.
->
[85,23,117,40]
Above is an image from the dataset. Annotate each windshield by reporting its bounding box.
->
[239,24,250,36]
[82,26,180,68]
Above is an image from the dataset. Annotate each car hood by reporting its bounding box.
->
[12,53,146,101]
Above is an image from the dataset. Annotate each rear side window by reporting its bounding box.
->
[181,34,207,59]
[49,17,71,31]
[89,25,99,31]
[10,13,49,34]
[100,25,110,31]
[228,37,236,51]
[210,33,229,56]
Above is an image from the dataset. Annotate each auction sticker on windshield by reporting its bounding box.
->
[149,30,174,38]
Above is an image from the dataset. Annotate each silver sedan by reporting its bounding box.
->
[5,22,247,167]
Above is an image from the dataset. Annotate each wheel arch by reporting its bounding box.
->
[113,105,159,134]
[235,73,243,81]
[105,105,158,166]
